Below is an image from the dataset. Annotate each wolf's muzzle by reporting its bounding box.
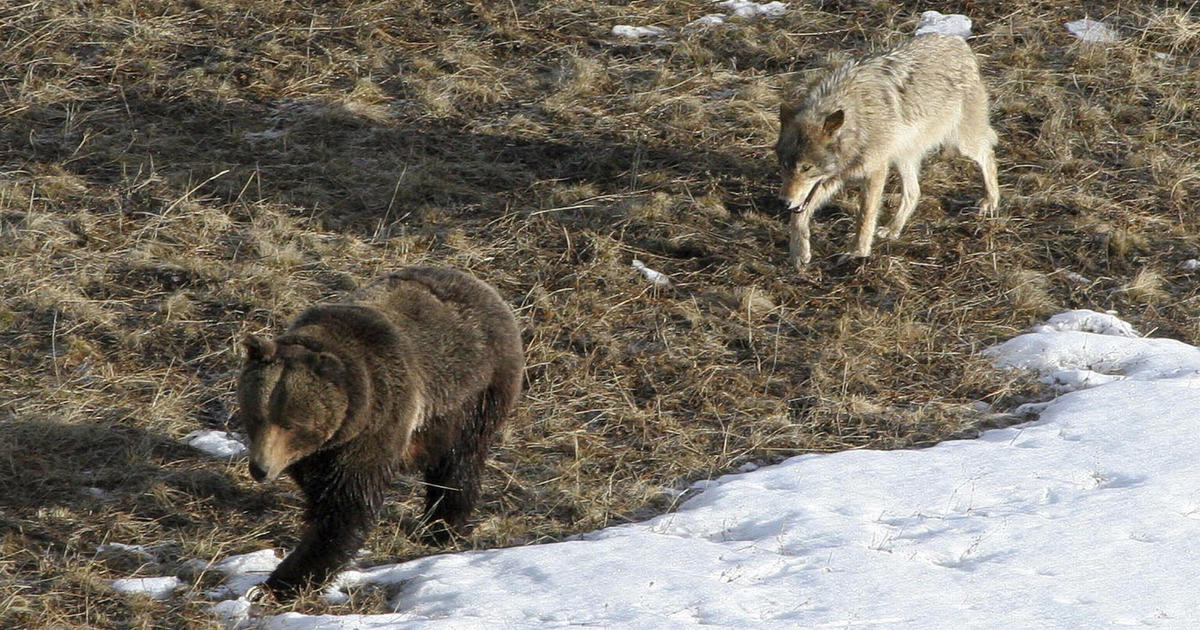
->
[786,179,824,214]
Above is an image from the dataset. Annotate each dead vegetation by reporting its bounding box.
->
[1,0,1198,627]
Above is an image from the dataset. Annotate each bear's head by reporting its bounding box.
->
[238,335,351,483]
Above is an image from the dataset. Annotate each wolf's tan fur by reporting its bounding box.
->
[776,34,1000,268]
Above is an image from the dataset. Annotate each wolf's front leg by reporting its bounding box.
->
[852,169,888,258]
[788,207,815,269]
[878,159,921,240]
[787,179,841,269]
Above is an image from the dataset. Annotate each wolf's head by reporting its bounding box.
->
[237,335,351,483]
[775,103,844,213]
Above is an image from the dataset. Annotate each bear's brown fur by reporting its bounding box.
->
[237,266,524,597]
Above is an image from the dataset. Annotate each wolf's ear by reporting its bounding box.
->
[779,101,799,121]
[243,335,277,363]
[822,110,845,135]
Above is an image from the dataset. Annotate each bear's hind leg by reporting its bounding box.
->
[420,383,513,544]
[421,445,483,544]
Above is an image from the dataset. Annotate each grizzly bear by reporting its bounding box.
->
[237,266,524,598]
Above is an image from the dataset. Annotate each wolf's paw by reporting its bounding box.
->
[875,226,901,240]
[788,250,812,270]
[831,253,870,274]
[977,197,999,218]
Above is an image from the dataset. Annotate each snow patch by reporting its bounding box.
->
[210,598,253,626]
[914,11,973,37]
[1180,259,1200,271]
[111,576,183,600]
[611,25,667,40]
[631,259,672,287]
[987,310,1200,392]
[206,549,281,599]
[1043,368,1125,392]
[618,2,784,40]
[98,542,156,561]
[185,430,248,458]
[1066,18,1120,43]
[716,1,787,19]
[1030,308,1137,337]
[214,549,282,575]
[686,14,727,28]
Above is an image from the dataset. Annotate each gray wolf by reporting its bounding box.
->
[238,266,523,597]
[775,34,1000,268]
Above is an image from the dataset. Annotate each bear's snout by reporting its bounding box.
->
[249,460,268,482]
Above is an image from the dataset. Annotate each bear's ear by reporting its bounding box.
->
[309,351,346,382]
[242,335,277,363]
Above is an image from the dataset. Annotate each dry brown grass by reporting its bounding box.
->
[2,1,1199,627]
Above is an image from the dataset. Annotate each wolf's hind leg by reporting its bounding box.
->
[972,148,1001,217]
[956,98,1001,217]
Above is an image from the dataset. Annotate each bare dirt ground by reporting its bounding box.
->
[1,1,1198,626]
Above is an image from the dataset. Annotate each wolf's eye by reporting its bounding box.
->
[798,163,814,173]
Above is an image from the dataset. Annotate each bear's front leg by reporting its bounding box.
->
[264,504,373,598]
[264,456,385,598]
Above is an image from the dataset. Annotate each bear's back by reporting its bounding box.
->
[347,267,522,411]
